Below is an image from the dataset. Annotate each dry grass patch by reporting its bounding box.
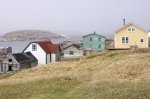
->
[1,51,150,99]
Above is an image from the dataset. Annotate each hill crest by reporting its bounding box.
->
[0,30,63,41]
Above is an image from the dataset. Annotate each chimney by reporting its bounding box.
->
[123,19,126,26]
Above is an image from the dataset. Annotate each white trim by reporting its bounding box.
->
[127,28,135,32]
[121,36,129,44]
[32,44,37,51]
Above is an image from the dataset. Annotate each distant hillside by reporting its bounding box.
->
[0,30,63,41]
[0,51,150,99]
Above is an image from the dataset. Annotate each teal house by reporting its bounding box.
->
[82,32,106,51]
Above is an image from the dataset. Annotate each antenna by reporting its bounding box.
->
[123,19,126,26]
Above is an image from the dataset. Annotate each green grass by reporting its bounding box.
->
[0,51,150,99]
[1,79,150,99]
[68,81,150,99]
[0,78,82,99]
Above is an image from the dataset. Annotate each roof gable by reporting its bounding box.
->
[12,52,37,64]
[83,33,105,38]
[37,41,60,53]
[64,44,81,50]
[25,52,38,61]
[23,40,60,53]
[115,23,148,33]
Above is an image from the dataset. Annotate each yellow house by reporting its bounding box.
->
[115,23,149,49]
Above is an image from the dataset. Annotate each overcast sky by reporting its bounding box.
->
[0,0,150,38]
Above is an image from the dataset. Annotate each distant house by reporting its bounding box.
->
[0,52,37,73]
[23,40,60,65]
[82,32,106,51]
[115,23,149,49]
[0,47,12,54]
[62,44,83,59]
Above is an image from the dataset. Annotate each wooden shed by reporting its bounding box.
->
[0,52,37,73]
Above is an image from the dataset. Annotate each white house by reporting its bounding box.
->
[23,41,60,65]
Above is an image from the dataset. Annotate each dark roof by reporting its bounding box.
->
[82,33,105,38]
[25,52,38,62]
[64,44,81,50]
[12,52,37,64]
[37,41,60,53]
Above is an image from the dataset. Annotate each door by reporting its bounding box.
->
[8,65,12,71]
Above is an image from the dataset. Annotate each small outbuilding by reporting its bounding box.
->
[0,52,38,73]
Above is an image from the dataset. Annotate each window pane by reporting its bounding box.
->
[122,37,125,43]
[132,28,135,31]
[8,59,12,62]
[126,37,129,43]
[90,38,92,41]
[140,39,144,42]
[70,51,74,55]
[128,28,131,32]
[32,44,37,51]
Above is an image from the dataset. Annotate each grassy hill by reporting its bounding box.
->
[0,30,62,41]
[0,51,150,99]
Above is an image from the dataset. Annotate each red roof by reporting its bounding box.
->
[37,41,60,53]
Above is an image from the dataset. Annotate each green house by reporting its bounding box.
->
[82,32,106,51]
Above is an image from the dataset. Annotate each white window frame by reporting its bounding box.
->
[32,44,37,51]
[127,28,135,32]
[121,37,129,44]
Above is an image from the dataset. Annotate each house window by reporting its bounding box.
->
[122,37,125,43]
[8,59,12,62]
[32,44,37,51]
[98,44,101,48]
[90,38,93,41]
[70,51,74,55]
[128,28,135,32]
[128,28,131,32]
[132,28,135,31]
[140,39,144,43]
[126,37,129,43]
[122,37,129,44]
[98,37,101,41]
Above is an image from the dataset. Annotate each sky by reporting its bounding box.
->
[0,0,150,38]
